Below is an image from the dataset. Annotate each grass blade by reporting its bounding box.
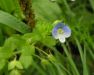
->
[89,0,94,11]
[75,38,89,75]
[0,10,30,34]
[62,44,80,75]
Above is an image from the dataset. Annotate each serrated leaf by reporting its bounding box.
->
[8,60,16,70]
[15,61,23,70]
[8,60,23,70]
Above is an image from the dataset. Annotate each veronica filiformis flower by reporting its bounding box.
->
[52,22,71,43]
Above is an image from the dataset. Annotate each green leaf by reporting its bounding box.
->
[32,0,62,21]
[42,36,56,46]
[41,59,50,65]
[13,0,25,19]
[2,26,16,36]
[21,45,35,55]
[0,59,6,70]
[15,61,23,70]
[0,36,20,59]
[0,47,13,59]
[0,0,24,19]
[20,55,33,69]
[8,60,23,70]
[8,60,16,70]
[9,69,21,75]
[0,10,30,34]
[0,0,15,13]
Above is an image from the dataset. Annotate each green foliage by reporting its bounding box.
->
[0,10,30,34]
[89,0,94,11]
[8,59,23,70]
[20,55,33,69]
[0,0,24,19]
[32,0,62,21]
[0,0,94,75]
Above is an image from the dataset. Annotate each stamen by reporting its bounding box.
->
[57,28,64,34]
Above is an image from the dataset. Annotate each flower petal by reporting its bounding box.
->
[63,26,71,38]
[52,27,58,39]
[52,23,65,39]
[58,35,66,43]
[55,23,64,28]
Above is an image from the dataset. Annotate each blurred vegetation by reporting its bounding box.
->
[0,0,94,75]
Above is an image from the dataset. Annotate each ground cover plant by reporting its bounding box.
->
[0,0,94,75]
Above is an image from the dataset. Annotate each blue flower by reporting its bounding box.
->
[52,22,71,43]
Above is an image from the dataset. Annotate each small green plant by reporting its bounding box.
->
[0,0,94,75]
